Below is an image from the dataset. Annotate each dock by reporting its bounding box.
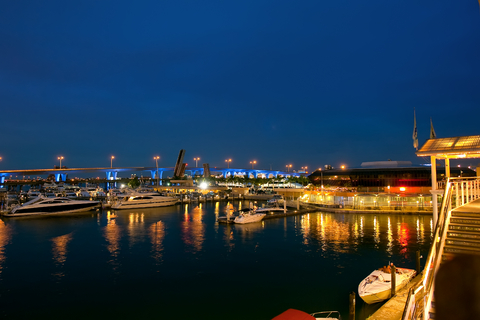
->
[366,274,424,320]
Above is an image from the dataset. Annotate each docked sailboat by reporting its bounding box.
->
[111,192,178,210]
[5,196,101,217]
[358,266,416,304]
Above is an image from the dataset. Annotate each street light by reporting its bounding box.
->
[154,156,160,186]
[225,159,232,168]
[301,166,308,173]
[194,157,200,167]
[286,164,292,172]
[250,160,257,169]
[319,168,324,203]
[110,156,115,168]
[58,156,64,169]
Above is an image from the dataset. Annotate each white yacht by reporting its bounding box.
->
[27,189,42,199]
[233,208,266,224]
[86,187,106,198]
[111,192,178,210]
[5,196,101,217]
[76,188,91,199]
[255,202,285,215]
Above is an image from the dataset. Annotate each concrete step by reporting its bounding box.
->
[450,217,480,226]
[444,244,480,255]
[448,229,480,239]
[451,211,480,218]
[445,237,480,248]
[449,223,480,233]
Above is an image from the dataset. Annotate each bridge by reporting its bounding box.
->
[0,166,301,185]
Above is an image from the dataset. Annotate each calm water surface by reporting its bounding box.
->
[0,201,433,319]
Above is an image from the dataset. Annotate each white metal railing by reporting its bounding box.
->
[402,176,480,320]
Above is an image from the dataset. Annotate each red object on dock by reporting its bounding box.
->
[272,309,316,320]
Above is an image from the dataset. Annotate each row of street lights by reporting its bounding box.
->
[50,155,310,172]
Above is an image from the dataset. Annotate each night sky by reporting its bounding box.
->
[2,1,480,172]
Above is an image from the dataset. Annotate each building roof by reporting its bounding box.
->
[416,135,480,159]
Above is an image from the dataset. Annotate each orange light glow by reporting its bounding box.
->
[400,187,406,192]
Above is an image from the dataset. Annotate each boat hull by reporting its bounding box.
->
[6,202,101,217]
[111,199,178,210]
[358,268,416,304]
[234,213,266,224]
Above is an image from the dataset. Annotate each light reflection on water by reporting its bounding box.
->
[0,220,12,276]
[104,212,121,271]
[51,232,73,280]
[181,205,205,253]
[149,220,165,265]
[0,203,434,320]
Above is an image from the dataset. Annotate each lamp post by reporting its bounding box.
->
[110,156,115,168]
[58,156,64,169]
[250,160,256,169]
[319,168,324,203]
[154,156,160,186]
[225,159,232,168]
[301,166,308,173]
[286,164,292,172]
[194,157,200,167]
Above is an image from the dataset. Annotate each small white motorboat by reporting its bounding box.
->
[272,308,341,320]
[358,266,416,304]
[233,208,266,224]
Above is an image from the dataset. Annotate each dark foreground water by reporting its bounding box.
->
[0,201,433,320]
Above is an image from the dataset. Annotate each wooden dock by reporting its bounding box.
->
[366,274,424,320]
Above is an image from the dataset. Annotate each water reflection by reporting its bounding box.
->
[373,216,380,245]
[127,212,145,248]
[0,220,12,276]
[235,221,264,241]
[104,211,122,271]
[298,213,432,257]
[51,232,73,279]
[223,224,234,251]
[387,217,393,254]
[398,223,409,256]
[181,205,205,253]
[149,221,165,265]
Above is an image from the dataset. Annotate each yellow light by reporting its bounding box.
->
[400,187,406,192]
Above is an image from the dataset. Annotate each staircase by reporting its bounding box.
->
[402,177,480,320]
[444,200,480,259]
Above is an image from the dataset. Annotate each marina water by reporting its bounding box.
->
[0,201,433,319]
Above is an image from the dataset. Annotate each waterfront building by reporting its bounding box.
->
[304,160,477,210]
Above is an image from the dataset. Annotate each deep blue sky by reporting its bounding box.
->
[1,1,480,171]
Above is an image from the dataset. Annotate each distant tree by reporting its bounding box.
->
[128,176,141,189]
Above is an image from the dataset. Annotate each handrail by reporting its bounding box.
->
[402,176,480,320]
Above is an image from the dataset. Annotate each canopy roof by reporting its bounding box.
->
[416,135,480,159]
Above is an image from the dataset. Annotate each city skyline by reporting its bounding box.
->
[2,1,480,170]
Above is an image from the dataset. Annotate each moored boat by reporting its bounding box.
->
[111,192,178,210]
[358,266,416,304]
[272,309,341,320]
[4,196,101,217]
[233,208,266,224]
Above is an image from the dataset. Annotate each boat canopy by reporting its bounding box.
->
[272,309,315,320]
